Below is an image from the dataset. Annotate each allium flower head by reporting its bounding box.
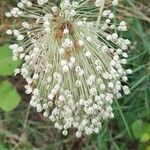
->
[6,0,132,137]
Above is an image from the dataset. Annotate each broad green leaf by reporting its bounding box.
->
[0,80,21,111]
[0,44,22,76]
[132,120,143,139]
[140,133,150,142]
[132,120,150,139]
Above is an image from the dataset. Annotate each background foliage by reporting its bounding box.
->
[0,0,150,149]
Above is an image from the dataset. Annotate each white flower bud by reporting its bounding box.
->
[52,6,58,13]
[62,65,69,72]
[85,51,91,58]
[5,12,12,17]
[62,130,68,136]
[17,35,24,41]
[63,28,69,34]
[6,30,12,35]
[112,0,118,6]
[48,94,54,100]
[33,74,39,80]
[75,80,82,87]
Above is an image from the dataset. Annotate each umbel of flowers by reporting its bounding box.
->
[6,0,132,137]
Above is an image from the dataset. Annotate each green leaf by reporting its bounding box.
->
[0,80,21,112]
[140,133,150,142]
[0,144,7,150]
[0,44,22,76]
[146,145,150,150]
[132,120,143,139]
[132,120,150,139]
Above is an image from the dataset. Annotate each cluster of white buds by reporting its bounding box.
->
[95,0,102,7]
[62,38,73,48]
[7,29,24,41]
[118,21,127,31]
[6,0,132,138]
[38,0,48,6]
[43,14,52,33]
[112,0,118,6]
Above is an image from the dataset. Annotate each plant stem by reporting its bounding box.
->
[96,0,105,30]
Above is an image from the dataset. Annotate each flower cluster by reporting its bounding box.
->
[6,0,132,137]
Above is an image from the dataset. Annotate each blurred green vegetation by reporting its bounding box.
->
[0,0,150,149]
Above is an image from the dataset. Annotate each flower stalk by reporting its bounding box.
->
[96,0,105,29]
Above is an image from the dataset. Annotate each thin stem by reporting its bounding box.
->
[96,0,105,30]
[12,105,31,150]
[115,100,132,139]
